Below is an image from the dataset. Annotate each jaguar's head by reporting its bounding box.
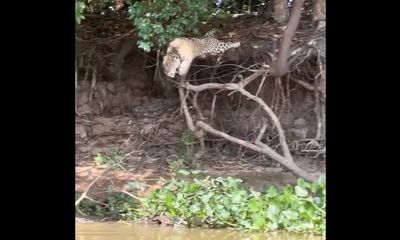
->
[162,52,181,78]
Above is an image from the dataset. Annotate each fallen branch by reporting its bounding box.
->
[197,121,319,182]
[241,68,268,87]
[75,165,112,214]
[181,80,321,181]
[255,123,269,149]
[121,190,144,203]
[290,76,316,91]
[301,147,326,158]
[181,81,291,160]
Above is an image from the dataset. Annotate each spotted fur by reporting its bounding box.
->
[162,33,240,78]
[204,28,217,38]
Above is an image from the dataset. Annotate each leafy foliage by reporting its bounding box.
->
[75,0,279,50]
[88,0,115,13]
[95,175,325,234]
[79,199,108,217]
[94,148,123,166]
[79,192,141,220]
[169,131,196,173]
[127,0,212,52]
[106,192,143,220]
[143,176,325,234]
[75,0,86,24]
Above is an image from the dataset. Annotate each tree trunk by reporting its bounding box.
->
[312,0,326,29]
[271,0,304,77]
[273,0,289,23]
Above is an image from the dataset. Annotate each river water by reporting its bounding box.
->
[76,222,324,240]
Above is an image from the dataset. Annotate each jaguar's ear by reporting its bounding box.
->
[170,47,179,55]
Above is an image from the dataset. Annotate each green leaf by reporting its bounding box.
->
[231,192,243,203]
[267,186,278,198]
[189,204,200,213]
[153,24,164,34]
[311,182,319,193]
[297,178,311,189]
[251,215,266,230]
[215,204,224,210]
[138,41,151,52]
[176,192,184,201]
[282,209,299,220]
[239,220,251,228]
[226,176,243,185]
[164,191,175,207]
[178,169,191,176]
[249,189,261,198]
[75,0,86,24]
[314,197,321,206]
[230,204,240,212]
[267,221,279,230]
[217,208,230,219]
[318,175,326,185]
[201,193,213,204]
[191,169,203,175]
[205,204,213,216]
[248,198,259,212]
[284,185,294,194]
[267,204,280,222]
[295,186,309,197]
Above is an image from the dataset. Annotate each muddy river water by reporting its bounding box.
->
[76,222,324,240]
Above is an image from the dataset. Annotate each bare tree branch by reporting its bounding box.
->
[241,68,268,87]
[178,76,205,156]
[255,123,268,148]
[290,76,321,91]
[181,81,291,160]
[75,165,112,211]
[178,78,195,132]
[180,80,322,181]
[197,121,319,182]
